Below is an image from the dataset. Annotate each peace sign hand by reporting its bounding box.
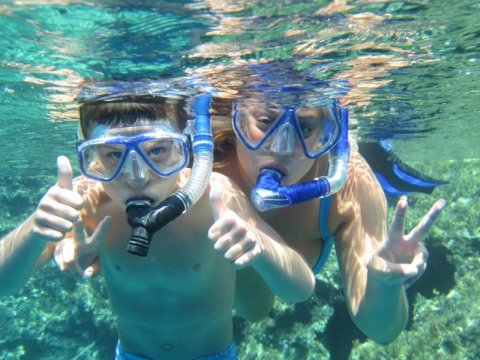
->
[367,196,446,288]
[54,216,111,279]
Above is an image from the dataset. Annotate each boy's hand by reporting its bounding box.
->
[32,156,84,242]
[367,196,446,288]
[54,216,110,279]
[208,185,263,268]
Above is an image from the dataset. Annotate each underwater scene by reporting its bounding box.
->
[0,0,479,359]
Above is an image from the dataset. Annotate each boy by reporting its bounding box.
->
[0,94,315,359]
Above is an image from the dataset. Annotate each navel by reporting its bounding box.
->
[193,263,202,272]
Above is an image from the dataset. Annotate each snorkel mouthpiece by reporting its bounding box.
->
[126,197,186,256]
[252,169,331,211]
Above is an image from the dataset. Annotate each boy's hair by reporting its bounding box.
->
[79,95,191,139]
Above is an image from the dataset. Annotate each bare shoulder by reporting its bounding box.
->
[339,150,385,204]
[332,150,387,230]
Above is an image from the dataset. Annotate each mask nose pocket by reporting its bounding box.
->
[266,121,296,154]
[124,150,150,186]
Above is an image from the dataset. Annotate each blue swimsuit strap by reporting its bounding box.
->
[311,196,335,274]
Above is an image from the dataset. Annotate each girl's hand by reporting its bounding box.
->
[367,196,445,288]
[207,185,262,268]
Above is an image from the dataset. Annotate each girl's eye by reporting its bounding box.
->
[299,122,313,138]
[256,117,274,130]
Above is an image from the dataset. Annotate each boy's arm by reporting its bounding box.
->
[334,154,444,344]
[0,216,56,296]
[208,175,315,304]
[0,156,84,296]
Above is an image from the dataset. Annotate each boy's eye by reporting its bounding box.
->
[148,146,167,156]
[97,145,124,163]
[106,151,123,160]
[143,140,173,161]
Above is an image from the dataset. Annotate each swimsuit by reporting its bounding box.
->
[311,196,335,274]
[115,340,237,360]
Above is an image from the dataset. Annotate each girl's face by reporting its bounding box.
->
[235,136,317,187]
[234,103,327,187]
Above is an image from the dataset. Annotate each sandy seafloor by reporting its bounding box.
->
[0,158,478,360]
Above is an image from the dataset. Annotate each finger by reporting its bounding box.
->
[54,188,84,210]
[73,219,87,244]
[53,240,83,275]
[411,247,428,270]
[53,243,66,271]
[407,199,446,241]
[34,210,76,235]
[224,238,256,262]
[57,156,73,190]
[208,213,235,241]
[39,197,81,222]
[88,216,112,247]
[83,257,101,280]
[232,247,261,268]
[388,196,408,240]
[403,257,427,289]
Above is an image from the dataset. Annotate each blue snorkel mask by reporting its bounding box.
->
[234,99,349,211]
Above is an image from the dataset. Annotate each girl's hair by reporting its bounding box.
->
[210,97,236,170]
[79,95,190,139]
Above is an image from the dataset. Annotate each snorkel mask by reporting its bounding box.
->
[78,93,213,256]
[234,99,349,211]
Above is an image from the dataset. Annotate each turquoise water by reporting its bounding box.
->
[0,1,479,359]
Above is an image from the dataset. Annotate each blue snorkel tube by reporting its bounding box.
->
[126,94,213,256]
[251,107,350,211]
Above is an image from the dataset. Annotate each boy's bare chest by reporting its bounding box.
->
[103,220,211,272]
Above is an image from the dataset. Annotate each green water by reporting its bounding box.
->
[0,1,479,359]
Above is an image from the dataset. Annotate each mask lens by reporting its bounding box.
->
[233,104,283,149]
[296,109,340,158]
[79,142,127,181]
[138,137,188,176]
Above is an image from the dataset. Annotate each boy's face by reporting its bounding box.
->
[78,120,189,208]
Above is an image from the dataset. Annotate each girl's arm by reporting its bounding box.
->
[208,173,315,308]
[334,153,444,344]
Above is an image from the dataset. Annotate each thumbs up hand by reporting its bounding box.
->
[32,156,84,242]
[207,183,263,269]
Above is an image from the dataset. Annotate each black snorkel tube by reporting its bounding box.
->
[251,107,350,211]
[126,94,213,256]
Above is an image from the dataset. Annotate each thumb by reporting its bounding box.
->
[209,183,225,221]
[57,155,73,190]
